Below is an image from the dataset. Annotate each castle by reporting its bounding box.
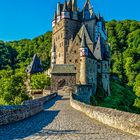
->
[51,0,111,103]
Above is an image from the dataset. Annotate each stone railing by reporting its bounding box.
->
[70,94,140,137]
[0,93,57,126]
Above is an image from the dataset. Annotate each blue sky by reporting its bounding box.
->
[0,0,139,41]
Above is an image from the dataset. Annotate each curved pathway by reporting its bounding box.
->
[0,92,139,140]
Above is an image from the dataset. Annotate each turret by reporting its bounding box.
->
[79,34,88,84]
[67,0,72,11]
[51,42,56,68]
[72,0,77,11]
[61,0,70,19]
[72,0,78,20]
[57,2,61,22]
[52,11,57,27]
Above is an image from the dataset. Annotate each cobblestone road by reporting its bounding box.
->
[0,92,140,140]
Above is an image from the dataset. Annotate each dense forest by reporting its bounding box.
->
[0,20,140,113]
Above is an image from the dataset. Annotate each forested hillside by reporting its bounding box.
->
[0,20,140,112]
[0,32,52,105]
[106,20,140,110]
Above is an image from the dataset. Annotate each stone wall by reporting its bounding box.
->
[70,94,140,137]
[51,74,76,91]
[0,93,57,126]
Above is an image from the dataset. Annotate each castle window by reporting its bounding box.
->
[75,67,76,70]
[105,64,107,69]
[98,64,100,69]
[75,59,78,63]
[69,60,72,62]
[59,53,60,57]
[74,50,76,54]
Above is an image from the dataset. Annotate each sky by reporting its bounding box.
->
[0,0,139,41]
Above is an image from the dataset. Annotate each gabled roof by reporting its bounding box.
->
[79,25,96,59]
[81,33,88,48]
[51,64,76,74]
[78,24,92,44]
[26,54,43,74]
[94,34,105,60]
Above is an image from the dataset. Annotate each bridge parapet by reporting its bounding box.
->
[70,93,140,137]
[0,93,57,126]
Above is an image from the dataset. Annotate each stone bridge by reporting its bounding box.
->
[0,91,139,140]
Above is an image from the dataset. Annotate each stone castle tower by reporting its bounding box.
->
[51,0,111,102]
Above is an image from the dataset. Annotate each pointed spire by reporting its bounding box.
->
[57,2,61,16]
[83,0,94,20]
[62,0,68,12]
[26,54,43,74]
[53,10,57,20]
[98,12,101,19]
[84,0,91,9]
[72,0,77,11]
[67,0,72,11]
[97,12,102,21]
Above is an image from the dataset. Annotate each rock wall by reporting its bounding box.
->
[0,93,57,126]
[51,74,76,91]
[70,94,140,137]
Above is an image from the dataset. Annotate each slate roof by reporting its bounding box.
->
[51,64,76,74]
[81,33,88,48]
[78,24,92,44]
[94,34,106,60]
[78,24,96,60]
[26,54,43,74]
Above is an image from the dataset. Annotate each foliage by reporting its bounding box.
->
[133,74,140,108]
[0,20,140,110]
[0,32,52,71]
[92,80,140,114]
[0,32,52,105]
[106,20,140,110]
[30,73,51,89]
[0,70,30,105]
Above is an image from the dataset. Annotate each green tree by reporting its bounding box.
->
[30,73,51,89]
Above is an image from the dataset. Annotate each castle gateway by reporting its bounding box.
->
[51,0,111,102]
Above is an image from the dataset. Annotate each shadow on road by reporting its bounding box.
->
[0,95,62,140]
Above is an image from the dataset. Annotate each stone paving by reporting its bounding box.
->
[0,92,140,140]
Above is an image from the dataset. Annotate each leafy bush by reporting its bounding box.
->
[30,73,51,89]
[0,71,30,105]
